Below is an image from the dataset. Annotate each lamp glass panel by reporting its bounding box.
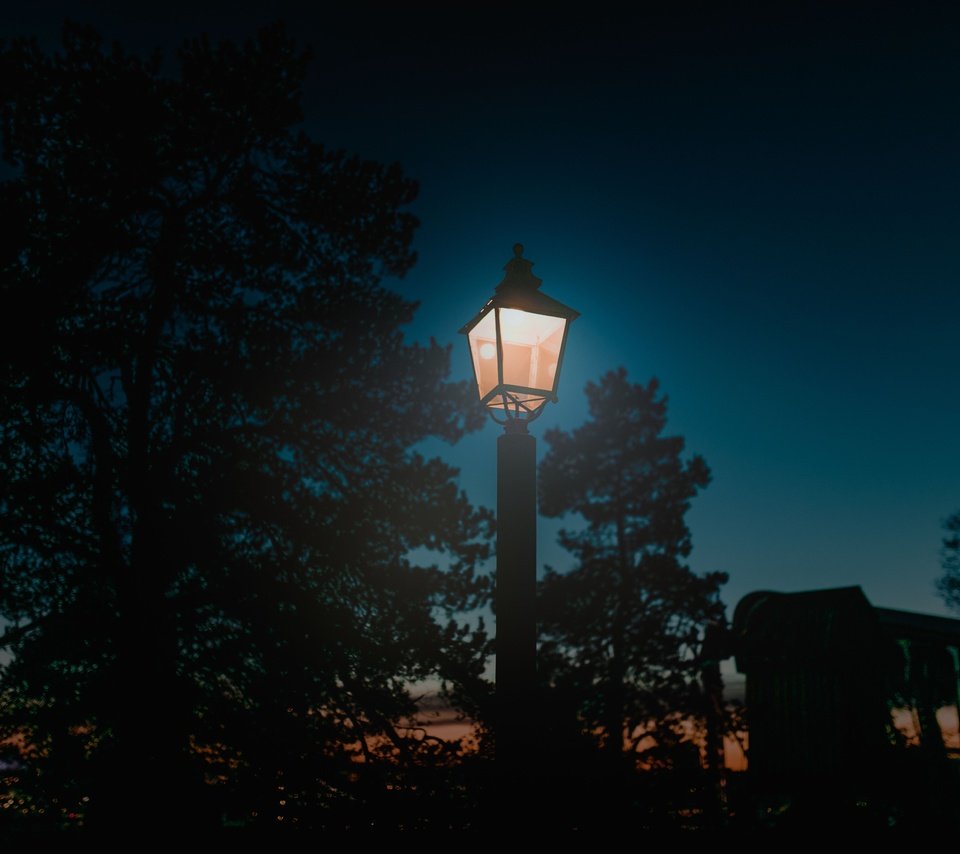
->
[467,310,499,399]
[498,308,566,393]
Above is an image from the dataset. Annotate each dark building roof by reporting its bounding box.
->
[733,586,881,671]
[734,586,960,674]
[874,607,960,646]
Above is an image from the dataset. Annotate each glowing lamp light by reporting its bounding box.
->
[460,244,578,422]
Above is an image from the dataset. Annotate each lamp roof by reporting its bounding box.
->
[459,244,580,334]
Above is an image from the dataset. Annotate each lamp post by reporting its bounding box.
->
[460,243,578,800]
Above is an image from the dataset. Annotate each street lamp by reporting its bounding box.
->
[460,243,578,798]
[461,244,578,426]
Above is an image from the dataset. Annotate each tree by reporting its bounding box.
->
[936,510,960,611]
[0,23,492,830]
[537,369,727,785]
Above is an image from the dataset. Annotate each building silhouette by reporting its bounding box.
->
[733,586,960,826]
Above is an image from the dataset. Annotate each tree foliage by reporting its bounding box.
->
[936,510,960,611]
[537,368,727,770]
[0,23,492,829]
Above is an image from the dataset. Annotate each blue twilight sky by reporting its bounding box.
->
[5,2,960,618]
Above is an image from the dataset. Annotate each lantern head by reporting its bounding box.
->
[460,244,578,422]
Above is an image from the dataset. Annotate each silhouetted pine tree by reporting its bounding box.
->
[937,510,960,611]
[537,368,727,810]
[0,23,492,830]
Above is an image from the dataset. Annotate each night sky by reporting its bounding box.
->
[5,2,960,619]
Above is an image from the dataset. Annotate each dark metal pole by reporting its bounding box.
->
[496,418,537,799]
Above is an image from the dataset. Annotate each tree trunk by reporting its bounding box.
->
[701,621,727,828]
